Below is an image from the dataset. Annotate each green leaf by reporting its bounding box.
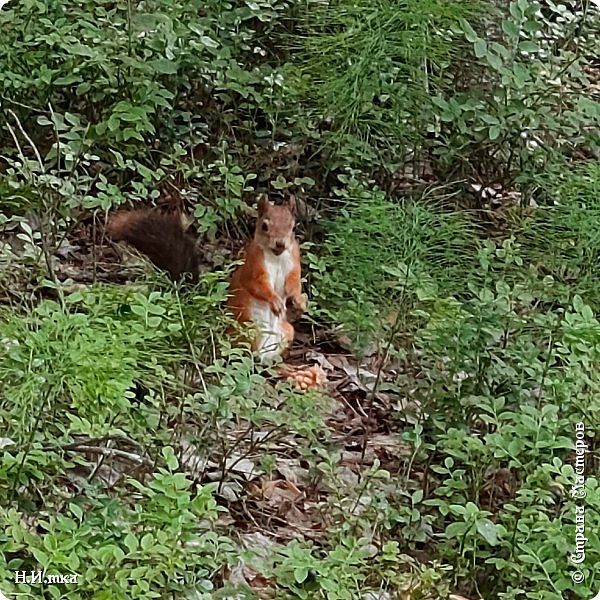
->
[124,533,138,553]
[151,59,179,75]
[518,553,538,564]
[509,1,523,19]
[474,39,487,58]
[490,42,510,60]
[130,305,146,317]
[162,446,179,470]
[113,546,125,562]
[122,128,144,142]
[512,63,530,88]
[481,113,499,125]
[107,115,121,132]
[486,51,503,71]
[431,96,449,110]
[294,566,309,583]
[476,518,499,546]
[582,304,595,322]
[31,547,49,567]
[502,19,520,38]
[412,489,424,504]
[199,35,219,48]
[69,503,83,521]
[320,577,337,592]
[54,74,81,86]
[68,552,80,570]
[148,304,166,316]
[140,533,154,551]
[131,566,147,578]
[449,504,466,516]
[542,558,557,573]
[578,97,600,118]
[459,18,479,43]
[489,126,501,140]
[445,522,467,539]
[507,438,523,456]
[68,43,96,57]
[76,82,92,96]
[518,41,539,53]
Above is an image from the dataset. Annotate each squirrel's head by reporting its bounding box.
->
[255,196,296,256]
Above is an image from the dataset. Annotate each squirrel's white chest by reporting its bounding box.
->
[263,248,293,296]
[249,248,294,361]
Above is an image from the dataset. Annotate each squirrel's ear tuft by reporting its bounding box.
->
[257,196,271,216]
[287,195,297,216]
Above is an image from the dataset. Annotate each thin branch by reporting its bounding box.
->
[8,109,44,172]
[65,444,154,467]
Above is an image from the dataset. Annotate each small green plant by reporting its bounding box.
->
[308,182,477,350]
[263,536,455,599]
[193,146,257,237]
[430,0,599,186]
[0,0,299,227]
[512,161,600,306]
[395,234,600,596]
[0,275,228,444]
[291,0,481,169]
[0,447,233,599]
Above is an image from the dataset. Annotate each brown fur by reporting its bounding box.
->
[107,210,200,281]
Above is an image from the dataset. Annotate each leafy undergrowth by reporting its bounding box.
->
[1,0,599,598]
[305,163,600,598]
[2,170,600,599]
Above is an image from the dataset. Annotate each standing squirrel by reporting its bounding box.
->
[106,197,306,363]
[227,197,306,361]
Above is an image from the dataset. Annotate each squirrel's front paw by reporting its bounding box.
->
[297,293,308,313]
[290,293,308,312]
[271,296,286,317]
[286,294,307,323]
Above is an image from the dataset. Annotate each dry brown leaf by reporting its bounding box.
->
[262,479,303,506]
[304,350,336,371]
[369,433,412,458]
[335,464,360,488]
[240,531,276,556]
[363,592,392,600]
[336,335,379,356]
[283,503,312,527]
[225,455,260,480]
[275,458,309,485]
[341,449,377,468]
[224,558,275,598]
[327,354,379,392]
[179,439,214,478]
[218,481,244,502]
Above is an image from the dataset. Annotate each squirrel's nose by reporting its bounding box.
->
[275,241,285,251]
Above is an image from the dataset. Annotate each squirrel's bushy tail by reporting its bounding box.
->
[107,210,200,281]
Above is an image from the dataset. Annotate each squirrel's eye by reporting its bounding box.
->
[261,222,269,232]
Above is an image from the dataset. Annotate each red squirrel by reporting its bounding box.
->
[106,198,307,365]
[227,197,306,361]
